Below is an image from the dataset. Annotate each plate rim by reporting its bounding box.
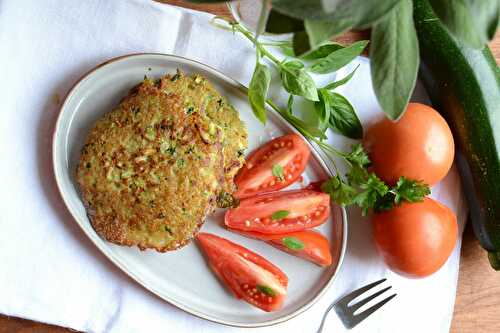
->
[52,53,348,328]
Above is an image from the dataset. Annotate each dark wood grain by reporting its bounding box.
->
[2,1,499,332]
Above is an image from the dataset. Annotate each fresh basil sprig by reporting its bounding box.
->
[211,17,431,214]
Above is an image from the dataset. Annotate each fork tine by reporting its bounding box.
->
[349,293,397,328]
[349,286,392,313]
[336,278,387,307]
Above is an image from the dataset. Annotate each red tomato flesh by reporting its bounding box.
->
[230,229,333,267]
[196,233,288,312]
[225,189,330,234]
[235,134,311,198]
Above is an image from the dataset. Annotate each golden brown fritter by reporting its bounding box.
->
[76,71,247,251]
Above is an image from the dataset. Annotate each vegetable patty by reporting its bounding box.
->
[77,71,247,251]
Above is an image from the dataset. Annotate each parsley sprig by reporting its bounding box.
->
[322,144,430,215]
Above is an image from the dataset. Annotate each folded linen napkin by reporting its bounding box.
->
[0,0,467,332]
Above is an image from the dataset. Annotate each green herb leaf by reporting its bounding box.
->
[249,62,271,124]
[256,285,276,297]
[282,236,305,251]
[370,0,419,120]
[309,40,368,74]
[304,19,354,51]
[321,176,356,206]
[271,210,290,220]
[300,42,344,60]
[429,0,499,49]
[345,143,370,168]
[328,92,363,139]
[280,60,319,101]
[265,9,304,33]
[393,176,430,204]
[323,64,359,90]
[272,164,285,181]
[314,88,332,131]
[353,173,389,215]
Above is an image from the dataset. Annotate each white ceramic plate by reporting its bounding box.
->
[52,53,347,327]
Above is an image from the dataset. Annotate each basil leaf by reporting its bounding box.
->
[323,65,359,90]
[255,0,271,39]
[282,237,305,251]
[272,164,285,181]
[429,0,499,49]
[300,42,344,60]
[271,0,400,25]
[248,62,271,124]
[304,19,353,51]
[256,285,276,297]
[271,210,290,220]
[309,40,368,74]
[280,60,319,101]
[280,0,399,52]
[266,9,304,33]
[314,89,332,131]
[370,0,419,120]
[328,92,363,139]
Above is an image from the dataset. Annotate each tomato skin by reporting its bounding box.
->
[373,198,458,278]
[235,134,311,198]
[231,229,333,267]
[225,190,331,234]
[364,103,455,185]
[196,233,288,312]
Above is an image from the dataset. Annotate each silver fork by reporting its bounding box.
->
[317,278,396,332]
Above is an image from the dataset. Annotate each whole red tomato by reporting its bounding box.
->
[373,198,458,278]
[364,103,454,185]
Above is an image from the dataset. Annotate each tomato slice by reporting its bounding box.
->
[225,189,330,234]
[196,233,288,312]
[230,229,333,267]
[235,134,311,198]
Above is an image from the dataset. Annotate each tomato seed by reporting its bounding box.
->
[287,174,293,180]
[273,143,279,148]
[314,211,321,217]
[268,297,273,302]
[269,180,275,186]
[245,220,251,227]
[254,218,260,223]
[287,141,293,148]
[318,205,325,211]
[280,142,285,147]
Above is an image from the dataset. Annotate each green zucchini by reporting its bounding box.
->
[413,0,500,269]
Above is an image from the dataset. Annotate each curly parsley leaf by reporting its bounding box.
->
[392,176,431,204]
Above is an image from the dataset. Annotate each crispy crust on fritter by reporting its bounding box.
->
[76,71,247,251]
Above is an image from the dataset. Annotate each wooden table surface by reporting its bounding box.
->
[2,1,499,332]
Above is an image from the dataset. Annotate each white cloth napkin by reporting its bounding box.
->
[0,0,468,332]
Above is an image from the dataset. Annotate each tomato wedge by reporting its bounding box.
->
[235,134,311,198]
[225,189,330,234]
[196,233,288,312]
[230,229,333,267]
